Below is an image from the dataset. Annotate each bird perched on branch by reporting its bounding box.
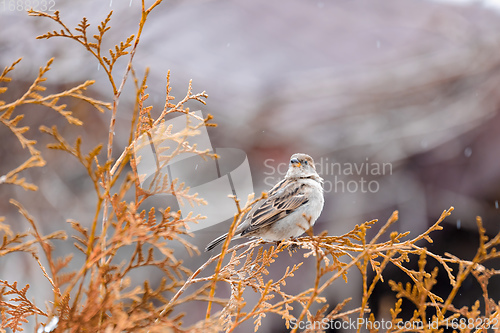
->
[205,153,324,251]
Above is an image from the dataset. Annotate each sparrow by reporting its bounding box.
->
[205,153,324,251]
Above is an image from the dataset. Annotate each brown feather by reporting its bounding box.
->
[241,178,309,235]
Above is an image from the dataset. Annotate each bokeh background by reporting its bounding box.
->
[2,0,500,331]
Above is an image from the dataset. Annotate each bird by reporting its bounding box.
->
[205,153,324,252]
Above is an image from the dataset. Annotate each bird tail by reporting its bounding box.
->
[205,233,228,252]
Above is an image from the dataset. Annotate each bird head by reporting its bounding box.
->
[286,153,318,179]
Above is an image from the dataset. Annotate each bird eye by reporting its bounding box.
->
[303,160,308,165]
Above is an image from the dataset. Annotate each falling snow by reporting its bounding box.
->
[464,147,472,157]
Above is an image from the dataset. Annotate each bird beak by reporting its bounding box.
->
[290,158,301,167]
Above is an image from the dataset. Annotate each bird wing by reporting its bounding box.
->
[241,178,309,235]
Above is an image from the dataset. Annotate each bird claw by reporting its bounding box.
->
[287,240,299,256]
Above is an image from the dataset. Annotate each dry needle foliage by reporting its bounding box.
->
[1,2,500,333]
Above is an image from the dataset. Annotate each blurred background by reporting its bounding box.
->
[2,0,500,331]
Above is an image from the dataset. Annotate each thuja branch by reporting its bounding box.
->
[205,194,263,319]
[158,240,256,320]
[109,77,209,178]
